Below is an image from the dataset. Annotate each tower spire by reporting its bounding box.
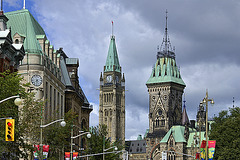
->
[164,9,168,53]
[157,10,175,59]
[182,93,189,125]
[183,93,186,107]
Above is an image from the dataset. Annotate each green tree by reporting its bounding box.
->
[209,107,240,159]
[43,110,77,160]
[86,125,123,160]
[0,71,43,159]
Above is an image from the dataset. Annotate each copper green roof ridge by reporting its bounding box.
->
[146,57,185,86]
[160,125,186,143]
[5,9,45,55]
[104,35,121,72]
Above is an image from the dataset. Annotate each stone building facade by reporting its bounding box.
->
[99,35,125,144]
[6,9,65,122]
[5,9,92,157]
[60,49,92,151]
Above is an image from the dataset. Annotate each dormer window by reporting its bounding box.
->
[15,39,19,44]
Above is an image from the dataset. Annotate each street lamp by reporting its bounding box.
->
[70,131,91,160]
[202,89,214,160]
[39,119,66,160]
[103,146,118,160]
[0,95,22,106]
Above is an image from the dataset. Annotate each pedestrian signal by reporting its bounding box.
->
[5,119,14,141]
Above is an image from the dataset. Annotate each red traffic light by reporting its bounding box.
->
[5,119,15,141]
[7,122,12,127]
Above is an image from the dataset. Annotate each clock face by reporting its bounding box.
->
[31,75,43,86]
[106,75,112,82]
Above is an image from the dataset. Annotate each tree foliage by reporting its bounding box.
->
[43,110,77,160]
[0,71,43,159]
[86,125,124,160]
[209,107,240,160]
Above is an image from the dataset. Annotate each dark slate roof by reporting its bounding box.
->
[125,140,146,154]
[60,56,71,86]
[60,55,90,107]
[146,129,167,138]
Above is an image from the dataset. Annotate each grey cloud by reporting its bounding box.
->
[21,0,240,139]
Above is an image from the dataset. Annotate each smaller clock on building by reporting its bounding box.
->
[31,75,43,86]
[106,75,112,83]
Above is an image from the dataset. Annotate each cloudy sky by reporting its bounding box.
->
[4,0,240,140]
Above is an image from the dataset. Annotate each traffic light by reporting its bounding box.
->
[5,119,15,141]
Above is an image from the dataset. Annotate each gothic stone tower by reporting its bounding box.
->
[145,12,186,159]
[99,35,125,144]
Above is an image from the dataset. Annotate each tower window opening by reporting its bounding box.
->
[156,119,160,127]
[161,120,165,126]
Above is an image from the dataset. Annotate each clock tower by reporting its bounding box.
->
[145,11,186,159]
[99,34,125,144]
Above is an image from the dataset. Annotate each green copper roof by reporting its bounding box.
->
[146,57,185,86]
[5,9,45,54]
[104,35,121,72]
[160,125,186,143]
[187,131,205,148]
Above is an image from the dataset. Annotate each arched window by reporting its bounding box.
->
[81,119,87,130]
[161,120,165,126]
[168,150,176,160]
[156,118,160,127]
[105,110,108,116]
[15,39,19,44]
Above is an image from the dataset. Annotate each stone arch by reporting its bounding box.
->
[150,143,161,159]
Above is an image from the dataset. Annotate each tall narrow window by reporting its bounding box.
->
[57,92,60,117]
[45,82,48,120]
[54,89,56,117]
[50,85,52,118]
[61,95,63,117]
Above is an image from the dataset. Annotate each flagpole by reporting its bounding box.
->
[112,21,113,36]
[23,0,25,9]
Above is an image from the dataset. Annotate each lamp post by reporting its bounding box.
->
[0,95,21,105]
[103,146,118,160]
[77,149,126,159]
[202,90,214,160]
[70,131,91,160]
[39,119,66,160]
